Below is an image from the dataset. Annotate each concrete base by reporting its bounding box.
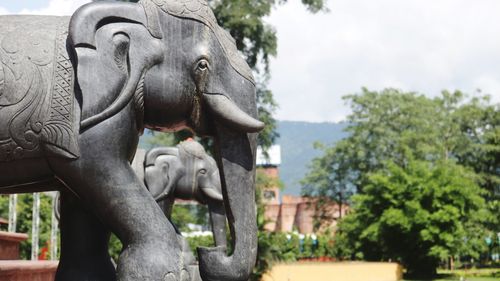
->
[0,231,28,260]
[0,261,58,281]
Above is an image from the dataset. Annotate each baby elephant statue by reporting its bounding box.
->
[143,140,227,248]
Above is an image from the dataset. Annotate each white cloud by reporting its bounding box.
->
[268,0,500,122]
[19,0,91,16]
[0,7,9,15]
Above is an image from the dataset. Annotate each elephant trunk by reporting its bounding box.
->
[207,201,227,248]
[197,126,258,281]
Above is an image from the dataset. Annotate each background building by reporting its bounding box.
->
[257,145,348,234]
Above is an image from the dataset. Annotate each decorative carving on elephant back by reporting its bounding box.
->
[0,17,78,162]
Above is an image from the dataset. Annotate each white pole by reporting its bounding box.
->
[50,193,59,260]
[31,193,40,260]
[8,194,17,233]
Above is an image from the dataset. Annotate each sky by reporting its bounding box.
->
[1,0,499,122]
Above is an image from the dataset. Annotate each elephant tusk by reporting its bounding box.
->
[203,93,264,133]
[201,185,223,201]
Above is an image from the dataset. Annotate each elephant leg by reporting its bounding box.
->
[55,190,116,281]
[208,201,227,248]
[50,158,182,281]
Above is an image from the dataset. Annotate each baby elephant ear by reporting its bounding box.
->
[144,148,179,201]
[145,158,175,202]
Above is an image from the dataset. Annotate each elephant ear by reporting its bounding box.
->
[68,1,163,130]
[145,158,172,201]
[145,148,180,201]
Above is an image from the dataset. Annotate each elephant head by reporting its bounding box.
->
[69,0,263,280]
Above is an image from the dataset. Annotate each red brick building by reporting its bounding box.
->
[262,189,348,234]
[257,145,348,234]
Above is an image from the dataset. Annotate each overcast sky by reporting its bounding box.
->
[1,0,499,122]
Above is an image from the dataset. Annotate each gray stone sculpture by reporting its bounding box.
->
[0,0,263,280]
[144,140,227,247]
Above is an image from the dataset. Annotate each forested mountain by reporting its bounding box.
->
[276,121,348,195]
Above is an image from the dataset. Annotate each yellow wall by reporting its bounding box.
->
[262,262,403,281]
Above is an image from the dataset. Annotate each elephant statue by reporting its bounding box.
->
[0,0,264,280]
[143,140,227,248]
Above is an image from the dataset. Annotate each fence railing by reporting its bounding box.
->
[7,193,59,261]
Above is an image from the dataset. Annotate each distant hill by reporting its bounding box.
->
[138,121,349,196]
[276,121,348,195]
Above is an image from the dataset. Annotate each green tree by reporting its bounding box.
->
[0,195,9,231]
[302,89,441,224]
[302,88,499,276]
[146,131,176,147]
[335,158,489,278]
[301,141,355,223]
[251,167,284,280]
[171,204,209,232]
[303,89,498,200]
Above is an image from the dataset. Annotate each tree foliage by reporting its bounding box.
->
[302,88,499,277]
[303,88,498,199]
[335,159,489,278]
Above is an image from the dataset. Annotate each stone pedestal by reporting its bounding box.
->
[0,231,28,260]
[0,230,58,281]
[0,260,58,281]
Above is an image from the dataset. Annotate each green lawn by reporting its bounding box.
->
[403,276,500,281]
[403,268,500,281]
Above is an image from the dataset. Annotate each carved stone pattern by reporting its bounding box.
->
[141,0,254,84]
[134,73,145,133]
[41,22,79,158]
[0,22,53,161]
[0,18,79,162]
[0,63,4,97]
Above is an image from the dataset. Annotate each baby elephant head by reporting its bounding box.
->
[144,140,222,204]
[144,140,227,248]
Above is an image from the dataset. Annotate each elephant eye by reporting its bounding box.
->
[196,59,209,71]
[199,169,207,175]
